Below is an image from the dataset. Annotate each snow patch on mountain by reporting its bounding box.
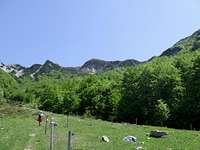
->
[30,66,42,78]
[81,67,97,74]
[15,70,24,77]
[0,63,24,77]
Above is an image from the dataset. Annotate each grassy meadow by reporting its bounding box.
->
[0,104,200,150]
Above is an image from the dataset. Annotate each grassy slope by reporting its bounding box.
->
[0,104,200,150]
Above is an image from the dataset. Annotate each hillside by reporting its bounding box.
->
[0,104,200,150]
[160,29,200,56]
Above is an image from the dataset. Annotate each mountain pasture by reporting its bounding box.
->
[0,104,200,150]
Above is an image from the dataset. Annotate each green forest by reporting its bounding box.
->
[1,49,200,130]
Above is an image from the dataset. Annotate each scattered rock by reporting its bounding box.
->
[101,136,110,142]
[123,136,137,142]
[136,146,143,150]
[150,130,167,138]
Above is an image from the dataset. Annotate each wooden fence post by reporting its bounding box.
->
[45,116,48,135]
[49,117,56,150]
[67,130,72,150]
[136,118,138,125]
[190,123,193,130]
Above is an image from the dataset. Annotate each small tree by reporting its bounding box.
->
[154,99,170,126]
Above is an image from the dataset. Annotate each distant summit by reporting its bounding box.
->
[0,58,141,78]
[81,59,140,74]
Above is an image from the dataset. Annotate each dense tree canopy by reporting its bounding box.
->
[1,51,200,129]
[0,70,16,99]
[118,59,184,125]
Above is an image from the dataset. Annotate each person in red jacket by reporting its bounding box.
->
[37,114,42,126]
[37,111,44,126]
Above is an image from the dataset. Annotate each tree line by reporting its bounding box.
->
[1,51,200,129]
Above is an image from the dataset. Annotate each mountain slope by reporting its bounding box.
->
[161,29,200,56]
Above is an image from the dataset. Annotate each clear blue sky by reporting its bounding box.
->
[0,0,200,67]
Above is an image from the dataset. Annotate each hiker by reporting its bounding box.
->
[37,113,42,126]
[37,111,44,126]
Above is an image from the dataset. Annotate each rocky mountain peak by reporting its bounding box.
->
[42,60,61,71]
[80,58,140,73]
[44,60,56,65]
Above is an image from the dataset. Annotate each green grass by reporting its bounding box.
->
[0,104,200,150]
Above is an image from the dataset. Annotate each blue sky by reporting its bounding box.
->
[0,0,200,67]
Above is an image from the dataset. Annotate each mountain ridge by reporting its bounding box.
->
[1,28,200,78]
[0,58,141,78]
